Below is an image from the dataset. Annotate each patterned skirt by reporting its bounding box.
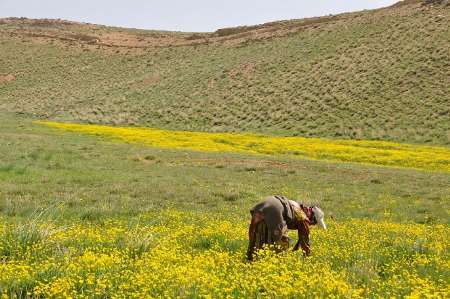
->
[246,220,289,261]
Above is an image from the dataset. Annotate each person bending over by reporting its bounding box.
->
[247,195,326,260]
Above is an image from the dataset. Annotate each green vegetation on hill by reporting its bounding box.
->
[0,0,449,145]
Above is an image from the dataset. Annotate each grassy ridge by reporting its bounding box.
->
[40,121,450,172]
[1,1,449,144]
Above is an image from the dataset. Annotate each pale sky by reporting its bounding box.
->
[0,0,399,32]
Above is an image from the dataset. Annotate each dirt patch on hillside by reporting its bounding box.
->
[423,0,450,5]
[98,31,209,48]
[0,74,15,84]
[130,74,161,89]
[99,32,151,48]
[229,63,256,79]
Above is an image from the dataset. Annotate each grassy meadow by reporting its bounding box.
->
[1,113,449,297]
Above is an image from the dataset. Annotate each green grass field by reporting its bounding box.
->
[1,113,449,223]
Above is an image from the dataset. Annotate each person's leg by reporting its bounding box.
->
[247,212,264,261]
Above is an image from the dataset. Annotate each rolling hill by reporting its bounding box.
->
[0,0,449,144]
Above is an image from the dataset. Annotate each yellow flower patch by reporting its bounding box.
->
[38,121,450,172]
[0,212,449,298]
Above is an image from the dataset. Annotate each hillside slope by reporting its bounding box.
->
[0,0,449,144]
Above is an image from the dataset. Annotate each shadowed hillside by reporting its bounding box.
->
[1,0,449,144]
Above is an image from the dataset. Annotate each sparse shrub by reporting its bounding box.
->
[214,190,241,202]
[144,155,156,161]
[0,221,53,259]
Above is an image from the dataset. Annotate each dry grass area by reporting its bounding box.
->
[0,0,449,144]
